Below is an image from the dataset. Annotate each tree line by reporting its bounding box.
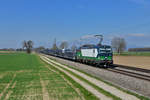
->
[21,39,77,54]
[128,48,150,52]
[21,36,128,54]
[51,37,127,54]
[51,38,77,52]
[0,36,128,55]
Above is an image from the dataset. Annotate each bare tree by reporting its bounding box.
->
[51,38,58,50]
[22,40,34,54]
[71,44,77,52]
[59,41,68,49]
[22,40,27,50]
[111,37,126,54]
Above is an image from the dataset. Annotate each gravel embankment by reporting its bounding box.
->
[45,55,150,98]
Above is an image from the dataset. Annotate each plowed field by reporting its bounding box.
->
[114,56,150,70]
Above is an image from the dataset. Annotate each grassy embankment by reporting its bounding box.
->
[0,52,97,100]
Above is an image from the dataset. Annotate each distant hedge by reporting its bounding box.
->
[128,48,150,52]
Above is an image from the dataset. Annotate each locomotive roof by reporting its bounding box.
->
[80,44,111,49]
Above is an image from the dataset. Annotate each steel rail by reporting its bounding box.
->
[107,68,150,81]
[113,64,150,73]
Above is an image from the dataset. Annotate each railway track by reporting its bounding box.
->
[109,64,150,81]
[43,53,150,82]
[107,68,150,82]
[113,64,150,73]
[78,62,150,82]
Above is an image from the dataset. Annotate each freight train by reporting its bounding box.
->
[41,44,113,67]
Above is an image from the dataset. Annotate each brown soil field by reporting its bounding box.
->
[113,56,150,70]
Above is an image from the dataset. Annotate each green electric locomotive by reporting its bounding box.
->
[75,44,113,67]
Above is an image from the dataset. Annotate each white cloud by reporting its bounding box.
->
[80,34,95,39]
[104,33,126,40]
[128,33,146,37]
[144,44,150,47]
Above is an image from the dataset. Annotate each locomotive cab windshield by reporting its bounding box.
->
[98,45,113,62]
[99,46,112,53]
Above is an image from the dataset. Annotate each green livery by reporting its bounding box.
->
[75,45,113,66]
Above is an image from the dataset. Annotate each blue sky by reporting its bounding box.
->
[0,0,150,49]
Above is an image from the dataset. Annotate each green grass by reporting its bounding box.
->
[0,53,43,100]
[0,53,42,72]
[41,57,99,100]
[47,57,150,100]
[114,52,150,56]
[0,53,96,100]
